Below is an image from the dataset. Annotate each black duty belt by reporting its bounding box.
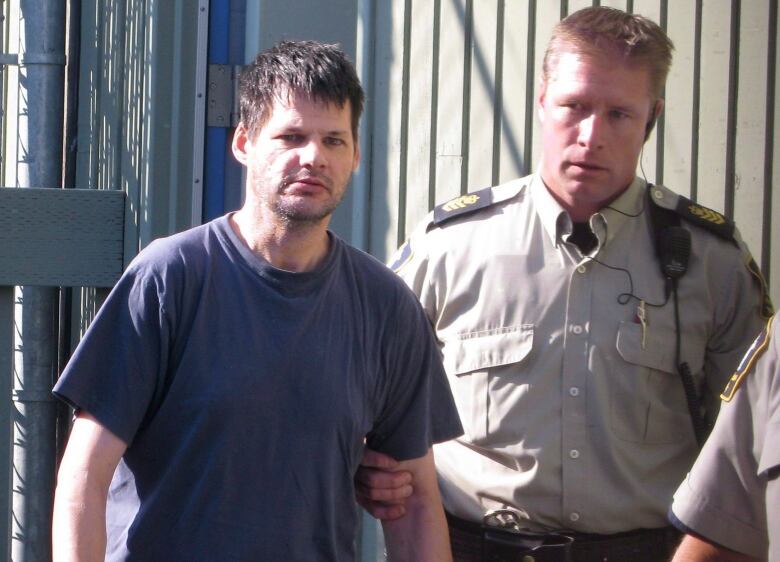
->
[447,511,573,562]
[446,511,681,562]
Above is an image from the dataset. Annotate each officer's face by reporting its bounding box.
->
[538,49,661,222]
[232,92,360,225]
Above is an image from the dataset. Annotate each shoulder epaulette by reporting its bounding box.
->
[648,185,735,241]
[431,181,525,228]
[721,314,775,401]
[389,180,525,273]
[648,185,774,319]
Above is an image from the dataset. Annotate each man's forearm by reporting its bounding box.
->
[381,494,451,562]
[671,534,762,562]
[52,413,126,562]
[380,449,452,562]
[52,477,108,561]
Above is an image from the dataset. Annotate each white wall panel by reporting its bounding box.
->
[404,0,437,237]
[434,0,468,204]
[602,0,630,12]
[368,0,407,260]
[663,0,697,198]
[466,0,499,189]
[567,0,592,14]
[531,2,562,170]
[696,0,732,212]
[633,1,662,184]
[499,0,532,182]
[733,0,771,266]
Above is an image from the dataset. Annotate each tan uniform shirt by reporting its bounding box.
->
[393,174,765,533]
[671,315,779,560]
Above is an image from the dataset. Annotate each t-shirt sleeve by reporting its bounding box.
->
[52,253,172,445]
[366,289,463,461]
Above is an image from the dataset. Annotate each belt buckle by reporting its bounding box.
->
[482,509,543,561]
[481,510,572,562]
[483,509,524,533]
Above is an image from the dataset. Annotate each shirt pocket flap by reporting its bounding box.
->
[616,320,677,374]
[442,325,534,376]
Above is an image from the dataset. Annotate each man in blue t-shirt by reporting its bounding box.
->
[52,40,462,561]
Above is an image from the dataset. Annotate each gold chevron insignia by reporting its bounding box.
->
[688,204,725,225]
[442,194,480,212]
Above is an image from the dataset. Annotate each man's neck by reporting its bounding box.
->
[540,179,631,222]
[229,207,331,273]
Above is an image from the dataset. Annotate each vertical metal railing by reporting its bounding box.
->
[0,0,207,559]
[0,286,12,559]
[8,1,66,560]
[0,1,12,557]
[0,0,6,184]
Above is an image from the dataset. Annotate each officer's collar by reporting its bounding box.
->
[532,174,645,249]
[593,177,646,248]
[530,174,568,247]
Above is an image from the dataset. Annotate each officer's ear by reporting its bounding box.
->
[644,99,664,141]
[537,79,548,123]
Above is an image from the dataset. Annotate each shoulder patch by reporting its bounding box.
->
[432,186,494,226]
[388,239,413,273]
[721,315,775,401]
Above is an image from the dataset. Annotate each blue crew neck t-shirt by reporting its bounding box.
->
[54,215,462,561]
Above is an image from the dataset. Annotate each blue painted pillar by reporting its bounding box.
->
[203,0,230,221]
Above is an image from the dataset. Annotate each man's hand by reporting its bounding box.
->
[355,448,414,520]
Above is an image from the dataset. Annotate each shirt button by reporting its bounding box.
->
[577,265,587,273]
[569,449,580,459]
[569,512,580,522]
[569,387,580,397]
[571,325,583,335]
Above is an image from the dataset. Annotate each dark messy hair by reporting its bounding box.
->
[543,7,674,99]
[238,40,365,141]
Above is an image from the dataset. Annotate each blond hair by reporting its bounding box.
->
[542,7,674,98]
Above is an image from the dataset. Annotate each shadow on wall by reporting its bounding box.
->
[366,0,528,262]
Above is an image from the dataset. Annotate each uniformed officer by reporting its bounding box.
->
[670,315,779,562]
[355,6,772,562]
